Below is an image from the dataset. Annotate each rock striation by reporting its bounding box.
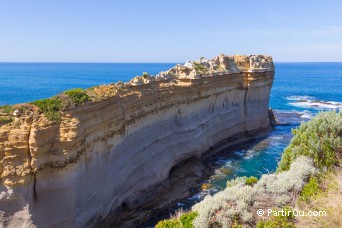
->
[0,54,274,227]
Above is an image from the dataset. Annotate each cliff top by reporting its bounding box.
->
[0,54,274,123]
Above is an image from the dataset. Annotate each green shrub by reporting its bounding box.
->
[142,72,149,78]
[277,111,341,172]
[231,214,242,228]
[298,176,322,202]
[256,206,295,228]
[245,176,258,186]
[0,116,12,124]
[0,105,13,114]
[156,219,183,228]
[156,211,198,228]
[31,98,63,122]
[180,211,198,228]
[64,88,89,106]
[193,62,208,74]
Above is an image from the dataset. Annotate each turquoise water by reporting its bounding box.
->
[0,62,341,225]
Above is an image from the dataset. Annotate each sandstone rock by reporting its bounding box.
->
[12,109,20,117]
[0,53,274,227]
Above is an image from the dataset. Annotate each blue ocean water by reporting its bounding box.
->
[0,63,176,105]
[0,62,341,224]
[0,62,341,109]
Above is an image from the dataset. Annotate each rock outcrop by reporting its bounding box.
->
[0,54,274,227]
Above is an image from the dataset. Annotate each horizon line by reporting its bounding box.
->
[0,61,342,64]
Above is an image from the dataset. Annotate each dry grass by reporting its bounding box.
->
[296,168,342,228]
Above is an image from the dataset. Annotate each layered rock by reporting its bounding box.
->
[0,54,274,227]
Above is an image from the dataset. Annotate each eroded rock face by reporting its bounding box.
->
[0,54,274,227]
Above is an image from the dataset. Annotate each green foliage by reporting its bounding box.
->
[277,111,341,172]
[64,88,89,106]
[156,219,183,228]
[17,105,28,113]
[179,211,198,228]
[0,116,12,124]
[142,72,149,78]
[245,176,258,186]
[0,105,13,114]
[298,176,322,202]
[256,207,295,228]
[156,211,198,228]
[31,98,63,122]
[231,214,242,228]
[193,62,208,74]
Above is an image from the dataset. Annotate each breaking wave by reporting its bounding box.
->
[286,96,342,110]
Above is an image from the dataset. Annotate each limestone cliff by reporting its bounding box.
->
[0,54,274,227]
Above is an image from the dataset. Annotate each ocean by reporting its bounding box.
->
[0,62,341,224]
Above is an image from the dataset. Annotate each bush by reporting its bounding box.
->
[0,105,13,114]
[245,176,258,186]
[156,211,198,228]
[298,176,322,202]
[277,111,341,172]
[0,116,12,124]
[226,176,246,188]
[31,98,63,121]
[180,211,198,228]
[64,88,89,106]
[193,62,208,74]
[156,219,183,228]
[256,156,316,203]
[191,156,316,227]
[256,207,295,228]
[142,72,149,78]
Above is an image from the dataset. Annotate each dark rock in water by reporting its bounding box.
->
[268,108,279,126]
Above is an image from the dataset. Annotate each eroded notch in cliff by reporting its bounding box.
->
[242,73,249,134]
[26,116,38,201]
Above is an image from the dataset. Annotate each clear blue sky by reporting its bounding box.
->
[1,0,342,62]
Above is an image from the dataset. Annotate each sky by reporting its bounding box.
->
[0,0,342,62]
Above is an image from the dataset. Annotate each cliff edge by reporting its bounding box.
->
[0,54,274,227]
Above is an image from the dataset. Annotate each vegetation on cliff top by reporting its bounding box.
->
[0,105,13,114]
[277,111,341,172]
[64,88,89,106]
[29,88,90,122]
[31,97,63,122]
[156,211,198,228]
[193,62,209,75]
[245,176,258,186]
[156,111,341,228]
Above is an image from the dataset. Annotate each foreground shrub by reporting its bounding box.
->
[179,211,198,228]
[256,206,295,228]
[156,211,198,228]
[31,98,63,121]
[226,176,246,188]
[296,170,341,227]
[298,176,322,202]
[245,176,258,186]
[192,157,316,228]
[156,219,182,228]
[277,111,341,172]
[64,88,89,106]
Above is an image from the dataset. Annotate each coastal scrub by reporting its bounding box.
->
[277,111,341,172]
[31,97,63,122]
[64,88,89,106]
